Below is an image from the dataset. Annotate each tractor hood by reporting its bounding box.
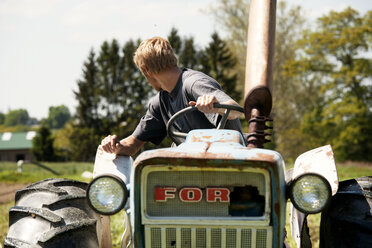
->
[133,129,284,167]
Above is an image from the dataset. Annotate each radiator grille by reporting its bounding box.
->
[151,228,161,248]
[211,228,221,247]
[241,229,252,247]
[256,229,268,248]
[226,229,237,247]
[145,170,266,217]
[181,228,191,248]
[145,226,272,248]
[196,228,206,248]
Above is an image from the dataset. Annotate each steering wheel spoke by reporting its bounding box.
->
[217,109,231,129]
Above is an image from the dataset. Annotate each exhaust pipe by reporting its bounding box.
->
[244,0,276,148]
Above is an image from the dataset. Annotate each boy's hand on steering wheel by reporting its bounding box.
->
[189,95,218,114]
[189,95,242,120]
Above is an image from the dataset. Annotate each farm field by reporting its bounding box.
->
[0,161,371,247]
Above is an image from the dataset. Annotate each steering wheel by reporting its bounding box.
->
[166,103,244,145]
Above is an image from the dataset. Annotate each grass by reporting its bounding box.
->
[110,210,126,247]
[0,201,13,245]
[0,161,94,183]
[0,161,371,247]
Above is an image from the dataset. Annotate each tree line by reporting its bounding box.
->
[3,1,371,163]
[210,1,372,162]
[0,106,71,130]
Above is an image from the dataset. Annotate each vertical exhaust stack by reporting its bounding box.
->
[244,0,276,148]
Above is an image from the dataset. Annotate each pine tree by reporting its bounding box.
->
[201,32,240,101]
[31,125,55,161]
[74,49,100,129]
[96,40,123,124]
[168,27,182,55]
[179,37,198,69]
[207,0,250,95]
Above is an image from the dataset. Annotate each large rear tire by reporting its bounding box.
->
[4,178,108,248]
[320,176,372,248]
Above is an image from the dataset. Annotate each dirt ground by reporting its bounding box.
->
[0,183,28,204]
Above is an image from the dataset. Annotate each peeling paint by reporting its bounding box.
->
[131,127,287,248]
[292,145,338,196]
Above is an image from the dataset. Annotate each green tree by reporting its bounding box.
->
[74,49,101,129]
[168,28,199,69]
[31,125,56,161]
[207,0,250,93]
[4,109,30,126]
[179,37,198,69]
[97,39,124,126]
[73,49,103,160]
[201,32,240,101]
[68,126,101,161]
[287,8,372,161]
[46,105,71,129]
[168,27,182,55]
[270,1,307,157]
[53,122,73,161]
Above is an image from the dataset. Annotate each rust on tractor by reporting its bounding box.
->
[274,202,280,215]
[292,145,339,195]
[252,152,276,161]
[188,130,243,144]
[134,144,281,168]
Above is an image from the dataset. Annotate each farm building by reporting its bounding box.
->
[0,131,36,161]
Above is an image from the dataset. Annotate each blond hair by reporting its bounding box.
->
[133,37,178,75]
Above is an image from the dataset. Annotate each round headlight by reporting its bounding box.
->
[290,173,331,214]
[87,175,128,215]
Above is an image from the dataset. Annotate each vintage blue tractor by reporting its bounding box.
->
[4,0,371,247]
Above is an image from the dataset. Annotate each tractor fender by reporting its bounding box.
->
[289,145,338,248]
[92,147,133,248]
[93,146,133,184]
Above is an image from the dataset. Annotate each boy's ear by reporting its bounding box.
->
[145,69,156,79]
[141,66,151,77]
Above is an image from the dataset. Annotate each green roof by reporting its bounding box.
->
[0,132,36,150]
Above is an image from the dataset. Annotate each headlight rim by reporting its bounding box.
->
[87,174,128,216]
[289,172,332,214]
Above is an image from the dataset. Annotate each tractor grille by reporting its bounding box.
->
[145,226,272,248]
[144,169,267,218]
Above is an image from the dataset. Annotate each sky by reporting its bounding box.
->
[0,0,370,120]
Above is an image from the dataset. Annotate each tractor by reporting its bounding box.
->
[4,0,371,247]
